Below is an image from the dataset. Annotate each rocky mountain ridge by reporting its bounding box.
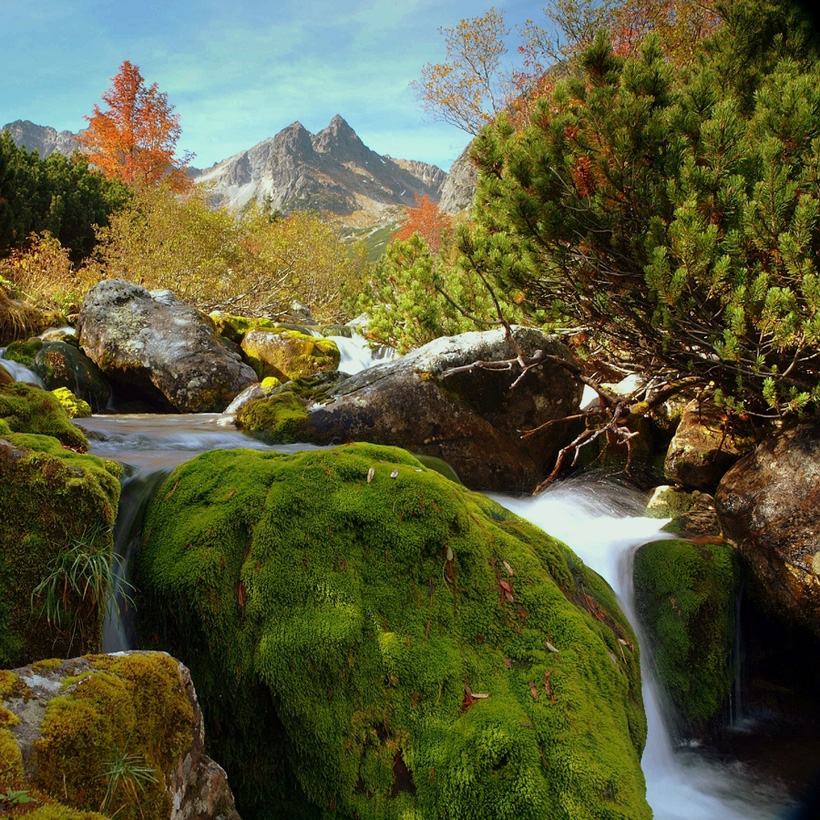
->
[2,115,475,219]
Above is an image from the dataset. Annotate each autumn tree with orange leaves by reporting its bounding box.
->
[79,60,192,189]
[393,194,452,253]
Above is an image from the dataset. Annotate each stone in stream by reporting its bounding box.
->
[236,326,583,491]
[78,279,257,413]
[137,442,650,818]
[716,423,820,638]
[0,652,239,819]
[663,400,755,491]
[634,538,739,735]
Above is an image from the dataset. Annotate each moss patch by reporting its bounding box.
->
[236,392,311,443]
[138,443,649,819]
[0,434,120,667]
[209,311,288,343]
[0,653,192,819]
[34,341,111,412]
[634,539,739,733]
[2,338,43,369]
[0,383,87,450]
[240,329,340,381]
[51,387,92,419]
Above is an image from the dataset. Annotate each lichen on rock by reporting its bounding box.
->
[137,443,650,819]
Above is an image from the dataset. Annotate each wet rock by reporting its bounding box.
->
[34,339,111,411]
[647,486,722,538]
[716,423,820,637]
[78,280,257,413]
[664,400,753,490]
[238,326,583,491]
[0,652,239,819]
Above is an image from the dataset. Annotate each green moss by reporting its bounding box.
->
[236,392,311,443]
[241,330,340,381]
[138,443,649,819]
[3,338,43,369]
[0,434,121,666]
[634,539,739,733]
[260,376,282,392]
[50,387,92,419]
[0,383,88,450]
[31,654,192,818]
[209,311,287,343]
[0,727,24,788]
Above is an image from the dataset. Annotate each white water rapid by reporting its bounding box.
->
[493,475,790,820]
[328,332,397,374]
[0,347,45,387]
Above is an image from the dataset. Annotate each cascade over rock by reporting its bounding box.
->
[237,326,583,491]
[716,423,820,637]
[78,279,257,412]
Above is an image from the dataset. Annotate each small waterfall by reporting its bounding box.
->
[492,475,788,820]
[0,347,45,387]
[328,333,397,375]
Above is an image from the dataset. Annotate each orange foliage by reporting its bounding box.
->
[393,194,452,253]
[79,60,192,189]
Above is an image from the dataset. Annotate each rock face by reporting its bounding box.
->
[78,280,257,413]
[2,119,81,157]
[32,338,111,411]
[238,327,583,491]
[664,400,751,490]
[439,142,478,214]
[0,652,239,819]
[716,423,820,636]
[194,114,446,216]
[138,443,649,818]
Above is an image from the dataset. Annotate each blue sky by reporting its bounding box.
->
[1,1,549,170]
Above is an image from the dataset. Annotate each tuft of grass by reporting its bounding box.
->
[31,525,132,654]
[100,748,158,818]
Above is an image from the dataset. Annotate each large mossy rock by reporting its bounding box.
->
[240,328,340,381]
[137,443,649,819]
[634,539,739,734]
[237,327,583,492]
[716,423,820,638]
[78,280,257,413]
[0,652,239,819]
[0,431,120,667]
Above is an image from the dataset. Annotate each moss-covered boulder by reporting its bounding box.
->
[2,337,43,369]
[0,652,239,819]
[209,311,288,343]
[634,538,739,734]
[0,382,87,450]
[138,443,649,819]
[240,329,340,381]
[0,433,120,666]
[34,340,111,411]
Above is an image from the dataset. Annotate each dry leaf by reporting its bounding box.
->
[390,469,399,479]
[367,467,375,483]
[502,560,515,577]
[545,641,560,654]
[543,670,557,704]
[462,686,490,711]
[503,657,513,669]
[528,681,539,700]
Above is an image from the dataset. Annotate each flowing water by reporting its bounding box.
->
[0,347,45,387]
[327,332,397,374]
[493,477,791,820]
[4,343,793,818]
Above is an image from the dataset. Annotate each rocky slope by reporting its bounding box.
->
[439,142,478,213]
[1,119,81,157]
[193,114,446,217]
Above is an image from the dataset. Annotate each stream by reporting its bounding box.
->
[4,337,796,818]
